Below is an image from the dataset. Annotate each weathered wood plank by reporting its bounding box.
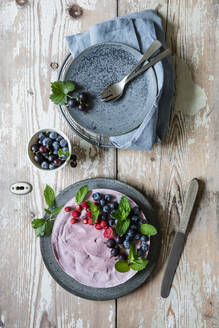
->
[117,0,219,327]
[0,0,117,327]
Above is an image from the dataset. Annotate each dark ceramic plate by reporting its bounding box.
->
[58,43,158,146]
[40,178,161,300]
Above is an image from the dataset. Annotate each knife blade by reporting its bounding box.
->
[161,178,199,298]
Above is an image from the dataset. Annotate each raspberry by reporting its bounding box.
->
[100,220,108,229]
[83,218,88,224]
[72,211,80,218]
[81,201,88,209]
[95,223,102,230]
[71,218,77,224]
[104,227,114,239]
[64,206,72,212]
[88,218,93,225]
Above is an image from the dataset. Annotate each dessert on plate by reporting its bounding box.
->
[51,185,157,288]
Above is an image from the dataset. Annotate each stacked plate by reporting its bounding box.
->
[58,42,158,147]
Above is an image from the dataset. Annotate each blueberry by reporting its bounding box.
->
[93,192,101,201]
[113,201,118,209]
[60,154,67,159]
[131,216,139,223]
[106,239,116,248]
[109,201,118,209]
[42,137,52,147]
[49,132,58,140]
[99,199,105,207]
[34,154,43,164]
[54,158,61,167]
[137,248,144,257]
[42,152,49,158]
[115,219,118,224]
[139,218,146,225]
[31,144,39,152]
[111,247,120,257]
[108,219,114,227]
[119,253,127,261]
[130,224,137,231]
[125,235,131,241]
[135,233,141,240]
[67,98,77,108]
[41,161,49,169]
[70,161,77,168]
[141,243,149,252]
[56,135,63,142]
[104,194,111,202]
[52,141,60,150]
[133,206,140,215]
[49,164,55,170]
[101,213,108,221]
[48,155,55,162]
[140,235,149,242]
[62,147,69,152]
[70,154,77,161]
[115,235,124,244]
[123,240,131,249]
[127,230,135,238]
[60,139,68,147]
[38,132,45,140]
[53,149,58,155]
[103,205,110,213]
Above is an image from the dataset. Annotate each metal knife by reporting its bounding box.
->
[161,178,199,298]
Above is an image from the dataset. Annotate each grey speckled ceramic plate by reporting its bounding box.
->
[40,178,161,300]
[58,42,158,141]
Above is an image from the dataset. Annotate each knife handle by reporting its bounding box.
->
[161,231,185,298]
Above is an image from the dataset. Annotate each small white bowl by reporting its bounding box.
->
[27,128,72,171]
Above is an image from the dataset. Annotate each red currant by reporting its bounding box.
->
[104,227,114,239]
[100,220,108,229]
[88,218,93,225]
[71,218,77,224]
[87,211,92,219]
[64,206,72,212]
[81,201,88,209]
[95,223,102,230]
[83,218,88,224]
[75,204,82,212]
[72,210,80,218]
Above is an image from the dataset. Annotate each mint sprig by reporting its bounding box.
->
[87,200,100,224]
[115,244,149,273]
[75,185,89,204]
[50,80,76,105]
[32,185,63,237]
[111,196,131,235]
[58,148,70,159]
[140,224,157,236]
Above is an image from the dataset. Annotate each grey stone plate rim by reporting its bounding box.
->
[58,42,158,148]
[40,178,161,300]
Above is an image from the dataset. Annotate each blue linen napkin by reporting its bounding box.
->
[66,10,174,150]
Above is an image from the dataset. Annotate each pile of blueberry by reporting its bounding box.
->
[92,192,150,259]
[67,92,89,112]
[30,131,77,170]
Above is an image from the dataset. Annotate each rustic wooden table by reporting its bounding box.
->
[1,0,218,327]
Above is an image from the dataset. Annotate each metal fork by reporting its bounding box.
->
[100,43,171,102]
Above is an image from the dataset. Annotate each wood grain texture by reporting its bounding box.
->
[117,0,219,327]
[0,0,117,327]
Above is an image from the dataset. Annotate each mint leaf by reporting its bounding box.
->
[128,244,138,261]
[50,80,76,105]
[75,185,89,204]
[44,209,52,214]
[140,224,157,236]
[58,148,70,159]
[87,200,100,224]
[51,205,63,216]
[44,220,54,236]
[115,260,130,273]
[130,259,149,271]
[116,219,130,235]
[111,210,122,221]
[44,185,55,209]
[32,218,45,229]
[119,196,131,219]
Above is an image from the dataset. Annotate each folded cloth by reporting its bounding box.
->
[66,10,174,150]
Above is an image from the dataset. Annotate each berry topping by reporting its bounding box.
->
[72,210,80,218]
[106,239,116,248]
[71,218,77,224]
[104,227,114,239]
[64,206,72,212]
[100,220,108,229]
[81,201,88,209]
